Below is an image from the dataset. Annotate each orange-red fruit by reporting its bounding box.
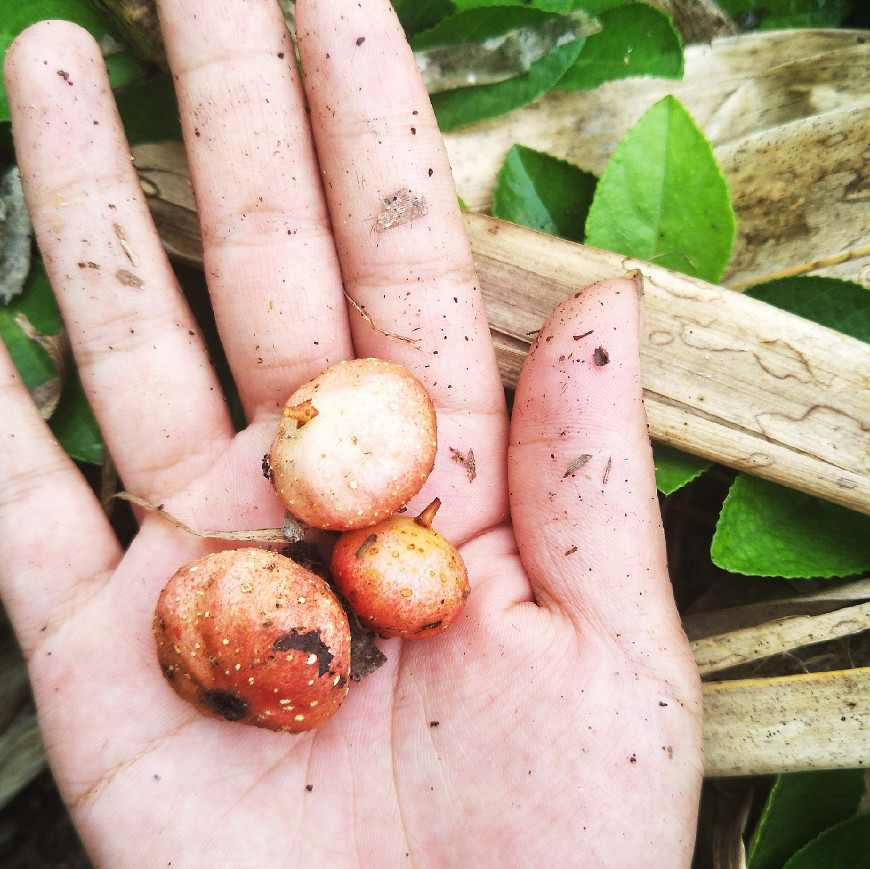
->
[268,358,437,531]
[330,499,470,639]
[154,548,351,732]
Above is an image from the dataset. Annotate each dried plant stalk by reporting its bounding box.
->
[703,667,870,776]
[692,600,870,677]
[464,212,870,517]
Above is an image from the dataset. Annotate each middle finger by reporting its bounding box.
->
[159,0,353,420]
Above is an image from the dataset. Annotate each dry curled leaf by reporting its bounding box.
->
[0,167,33,305]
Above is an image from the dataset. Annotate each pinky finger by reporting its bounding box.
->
[0,339,120,657]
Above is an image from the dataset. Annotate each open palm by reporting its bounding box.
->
[0,0,703,865]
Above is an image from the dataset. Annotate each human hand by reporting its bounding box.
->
[0,0,703,865]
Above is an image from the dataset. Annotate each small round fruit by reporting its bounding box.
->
[331,499,470,639]
[267,358,437,531]
[154,548,351,732]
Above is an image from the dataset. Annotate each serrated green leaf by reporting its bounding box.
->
[393,0,455,38]
[430,38,584,130]
[558,3,683,91]
[717,0,851,30]
[492,144,596,242]
[1,0,145,123]
[653,442,710,494]
[747,769,865,869]
[414,7,587,130]
[711,474,870,578]
[585,95,735,283]
[783,811,870,869]
[413,6,558,50]
[745,276,870,345]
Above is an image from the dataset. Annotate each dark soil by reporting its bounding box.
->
[0,770,91,869]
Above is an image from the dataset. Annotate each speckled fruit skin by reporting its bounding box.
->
[267,358,437,531]
[330,504,470,639]
[154,548,351,732]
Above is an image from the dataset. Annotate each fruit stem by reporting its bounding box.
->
[283,400,319,428]
[415,498,441,529]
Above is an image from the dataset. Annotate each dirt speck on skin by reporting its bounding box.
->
[563,455,592,477]
[449,447,476,482]
[354,533,378,559]
[593,346,610,366]
[375,189,429,232]
[115,268,143,289]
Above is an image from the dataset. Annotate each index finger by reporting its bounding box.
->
[296,0,509,537]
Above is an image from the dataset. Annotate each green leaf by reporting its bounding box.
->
[0,259,62,393]
[1,0,145,122]
[115,71,182,146]
[745,276,870,345]
[711,474,870,578]
[393,0,455,38]
[0,259,102,463]
[558,3,683,91]
[716,0,852,30]
[585,95,735,283]
[415,7,587,130]
[492,144,596,242]
[413,6,558,50]
[452,0,574,10]
[49,364,102,464]
[747,769,865,869]
[783,811,870,869]
[653,442,710,495]
[429,38,584,130]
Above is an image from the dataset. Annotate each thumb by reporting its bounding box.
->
[508,277,680,638]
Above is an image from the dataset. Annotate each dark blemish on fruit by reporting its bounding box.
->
[564,454,592,477]
[201,689,249,722]
[429,720,440,728]
[354,533,378,558]
[574,331,593,340]
[593,346,610,366]
[161,665,175,681]
[272,629,334,677]
[261,453,272,480]
[355,36,366,46]
[420,620,443,631]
